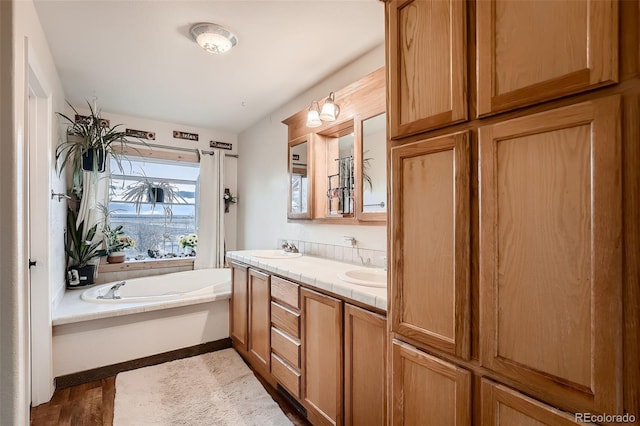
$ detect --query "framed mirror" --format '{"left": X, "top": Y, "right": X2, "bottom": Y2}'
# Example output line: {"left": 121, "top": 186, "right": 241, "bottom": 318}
{"left": 355, "top": 112, "right": 387, "bottom": 221}
{"left": 288, "top": 134, "right": 313, "bottom": 219}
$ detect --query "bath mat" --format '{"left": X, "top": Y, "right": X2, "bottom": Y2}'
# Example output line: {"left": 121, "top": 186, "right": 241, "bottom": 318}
{"left": 114, "top": 348, "right": 292, "bottom": 426}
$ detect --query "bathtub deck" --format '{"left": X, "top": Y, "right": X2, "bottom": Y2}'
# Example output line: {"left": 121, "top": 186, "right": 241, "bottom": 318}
{"left": 53, "top": 282, "right": 230, "bottom": 326}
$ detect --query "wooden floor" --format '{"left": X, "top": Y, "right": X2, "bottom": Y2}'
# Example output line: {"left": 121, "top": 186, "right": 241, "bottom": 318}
{"left": 30, "top": 364, "right": 310, "bottom": 426}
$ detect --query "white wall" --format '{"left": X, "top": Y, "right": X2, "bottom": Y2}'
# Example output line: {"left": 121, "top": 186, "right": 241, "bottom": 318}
{"left": 1, "top": 0, "right": 67, "bottom": 421}
{"left": 237, "top": 44, "right": 387, "bottom": 252}
{"left": 86, "top": 110, "right": 240, "bottom": 252}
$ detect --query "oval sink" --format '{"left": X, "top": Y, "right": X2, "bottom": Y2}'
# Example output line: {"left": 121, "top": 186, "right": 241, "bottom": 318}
{"left": 250, "top": 250, "right": 302, "bottom": 259}
{"left": 337, "top": 268, "right": 387, "bottom": 288}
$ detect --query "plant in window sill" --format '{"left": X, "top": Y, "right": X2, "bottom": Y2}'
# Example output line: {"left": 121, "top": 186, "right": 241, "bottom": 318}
{"left": 223, "top": 189, "right": 237, "bottom": 213}
{"left": 178, "top": 233, "right": 198, "bottom": 256}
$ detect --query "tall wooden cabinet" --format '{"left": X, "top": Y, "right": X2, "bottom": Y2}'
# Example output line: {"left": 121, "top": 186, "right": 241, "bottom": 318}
{"left": 476, "top": 0, "right": 618, "bottom": 116}
{"left": 387, "top": 0, "right": 467, "bottom": 139}
{"left": 385, "top": 0, "right": 636, "bottom": 422}
{"left": 390, "top": 131, "right": 470, "bottom": 358}
{"left": 479, "top": 96, "right": 623, "bottom": 413}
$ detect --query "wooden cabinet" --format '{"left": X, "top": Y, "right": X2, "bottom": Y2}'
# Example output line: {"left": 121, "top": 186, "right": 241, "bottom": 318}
{"left": 481, "top": 380, "right": 590, "bottom": 425}
{"left": 301, "top": 288, "right": 343, "bottom": 426}
{"left": 230, "top": 262, "right": 248, "bottom": 351}
{"left": 270, "top": 276, "right": 302, "bottom": 398}
{"left": 387, "top": 0, "right": 467, "bottom": 139}
{"left": 344, "top": 304, "right": 386, "bottom": 426}
{"left": 476, "top": 0, "right": 618, "bottom": 116}
{"left": 479, "top": 96, "right": 623, "bottom": 413}
{"left": 391, "top": 340, "right": 471, "bottom": 425}
{"left": 248, "top": 268, "right": 271, "bottom": 372}
{"left": 390, "top": 131, "right": 471, "bottom": 358}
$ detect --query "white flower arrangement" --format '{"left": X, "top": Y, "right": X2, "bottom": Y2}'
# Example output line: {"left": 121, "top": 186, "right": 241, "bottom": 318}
{"left": 178, "top": 233, "right": 198, "bottom": 249}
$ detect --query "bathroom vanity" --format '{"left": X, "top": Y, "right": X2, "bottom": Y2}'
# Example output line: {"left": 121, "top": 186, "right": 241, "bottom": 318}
{"left": 226, "top": 250, "right": 387, "bottom": 426}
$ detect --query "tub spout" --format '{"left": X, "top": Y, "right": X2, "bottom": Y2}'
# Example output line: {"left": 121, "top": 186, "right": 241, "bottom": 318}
{"left": 98, "top": 281, "right": 126, "bottom": 300}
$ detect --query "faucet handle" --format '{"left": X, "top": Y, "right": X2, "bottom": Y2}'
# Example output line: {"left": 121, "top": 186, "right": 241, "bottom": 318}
{"left": 343, "top": 236, "right": 356, "bottom": 247}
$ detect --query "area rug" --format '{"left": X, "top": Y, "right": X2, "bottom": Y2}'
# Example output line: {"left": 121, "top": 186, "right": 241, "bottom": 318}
{"left": 113, "top": 348, "right": 292, "bottom": 425}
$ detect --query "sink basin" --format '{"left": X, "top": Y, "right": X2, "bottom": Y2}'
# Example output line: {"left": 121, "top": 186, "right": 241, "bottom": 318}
{"left": 337, "top": 268, "right": 387, "bottom": 287}
{"left": 250, "top": 250, "right": 302, "bottom": 259}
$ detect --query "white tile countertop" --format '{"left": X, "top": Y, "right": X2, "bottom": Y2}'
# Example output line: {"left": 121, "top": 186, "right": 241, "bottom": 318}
{"left": 226, "top": 250, "right": 388, "bottom": 312}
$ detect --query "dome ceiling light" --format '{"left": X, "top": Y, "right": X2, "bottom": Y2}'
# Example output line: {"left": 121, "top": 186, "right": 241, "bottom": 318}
{"left": 190, "top": 22, "right": 238, "bottom": 54}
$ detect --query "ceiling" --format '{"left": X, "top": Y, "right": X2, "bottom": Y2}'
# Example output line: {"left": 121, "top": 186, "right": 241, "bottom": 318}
{"left": 33, "top": 1, "right": 385, "bottom": 134}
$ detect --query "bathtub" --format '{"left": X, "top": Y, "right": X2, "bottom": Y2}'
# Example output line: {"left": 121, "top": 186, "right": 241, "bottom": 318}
{"left": 52, "top": 268, "right": 231, "bottom": 377}
{"left": 81, "top": 268, "right": 231, "bottom": 303}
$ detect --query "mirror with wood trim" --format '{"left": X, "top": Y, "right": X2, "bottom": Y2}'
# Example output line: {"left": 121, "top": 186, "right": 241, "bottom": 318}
{"left": 288, "top": 134, "right": 312, "bottom": 219}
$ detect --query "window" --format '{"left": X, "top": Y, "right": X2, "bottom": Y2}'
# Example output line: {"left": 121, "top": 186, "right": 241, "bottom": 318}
{"left": 108, "top": 157, "right": 199, "bottom": 259}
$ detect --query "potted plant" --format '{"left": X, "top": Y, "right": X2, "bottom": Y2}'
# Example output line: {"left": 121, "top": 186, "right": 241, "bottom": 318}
{"left": 223, "top": 188, "right": 237, "bottom": 213}
{"left": 55, "top": 100, "right": 134, "bottom": 174}
{"left": 65, "top": 208, "right": 108, "bottom": 287}
{"left": 102, "top": 224, "right": 136, "bottom": 263}
{"left": 121, "top": 175, "right": 187, "bottom": 221}
{"left": 178, "top": 233, "right": 198, "bottom": 256}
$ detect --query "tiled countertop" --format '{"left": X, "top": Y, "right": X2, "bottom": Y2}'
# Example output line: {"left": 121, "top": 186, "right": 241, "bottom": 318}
{"left": 226, "top": 250, "right": 388, "bottom": 312}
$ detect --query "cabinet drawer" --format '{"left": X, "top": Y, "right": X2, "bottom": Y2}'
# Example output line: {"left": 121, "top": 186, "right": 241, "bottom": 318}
{"left": 271, "top": 327, "right": 301, "bottom": 369}
{"left": 271, "top": 276, "right": 299, "bottom": 309}
{"left": 271, "top": 353, "right": 301, "bottom": 398}
{"left": 271, "top": 301, "right": 300, "bottom": 338}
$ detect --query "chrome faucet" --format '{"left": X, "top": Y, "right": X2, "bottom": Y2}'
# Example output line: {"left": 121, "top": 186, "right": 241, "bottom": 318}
{"left": 98, "top": 281, "right": 126, "bottom": 300}
{"left": 281, "top": 241, "right": 299, "bottom": 253}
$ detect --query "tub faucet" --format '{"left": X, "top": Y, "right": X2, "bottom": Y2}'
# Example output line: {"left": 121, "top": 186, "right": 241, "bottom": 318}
{"left": 98, "top": 281, "right": 126, "bottom": 300}
{"left": 281, "top": 242, "right": 298, "bottom": 253}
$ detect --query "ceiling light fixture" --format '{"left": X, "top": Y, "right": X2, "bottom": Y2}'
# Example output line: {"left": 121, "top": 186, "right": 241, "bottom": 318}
{"left": 306, "top": 92, "right": 340, "bottom": 128}
{"left": 190, "top": 22, "right": 238, "bottom": 54}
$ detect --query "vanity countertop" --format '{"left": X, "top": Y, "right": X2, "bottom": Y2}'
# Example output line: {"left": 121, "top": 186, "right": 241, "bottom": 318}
{"left": 226, "top": 250, "right": 388, "bottom": 312}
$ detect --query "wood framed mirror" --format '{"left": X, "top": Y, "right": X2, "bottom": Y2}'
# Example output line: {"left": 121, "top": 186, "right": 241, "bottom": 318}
{"left": 355, "top": 112, "right": 387, "bottom": 222}
{"left": 288, "top": 134, "right": 313, "bottom": 219}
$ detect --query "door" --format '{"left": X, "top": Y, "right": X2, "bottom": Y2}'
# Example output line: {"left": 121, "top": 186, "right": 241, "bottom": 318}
{"left": 301, "top": 288, "right": 343, "bottom": 426}
{"left": 248, "top": 268, "right": 270, "bottom": 371}
{"left": 476, "top": 0, "right": 618, "bottom": 116}
{"left": 344, "top": 304, "right": 386, "bottom": 426}
{"left": 390, "top": 131, "right": 471, "bottom": 358}
{"left": 387, "top": 0, "right": 467, "bottom": 138}
{"left": 230, "top": 262, "right": 248, "bottom": 351}
{"left": 391, "top": 340, "right": 471, "bottom": 425}
{"left": 27, "top": 71, "right": 54, "bottom": 406}
{"left": 479, "top": 95, "right": 623, "bottom": 413}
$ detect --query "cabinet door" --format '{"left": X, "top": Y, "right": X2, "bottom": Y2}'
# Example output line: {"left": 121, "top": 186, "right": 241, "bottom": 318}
{"left": 301, "top": 288, "right": 343, "bottom": 426}
{"left": 391, "top": 340, "right": 471, "bottom": 425}
{"left": 481, "top": 379, "right": 592, "bottom": 426}
{"left": 230, "top": 262, "right": 248, "bottom": 351}
{"left": 387, "top": 0, "right": 467, "bottom": 139}
{"left": 390, "top": 131, "right": 471, "bottom": 358}
{"left": 248, "top": 269, "right": 270, "bottom": 371}
{"left": 344, "top": 304, "right": 386, "bottom": 426}
{"left": 477, "top": 0, "right": 618, "bottom": 116}
{"left": 479, "top": 96, "right": 623, "bottom": 413}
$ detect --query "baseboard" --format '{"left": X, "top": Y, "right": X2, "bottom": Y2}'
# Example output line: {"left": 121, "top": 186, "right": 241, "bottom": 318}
{"left": 55, "top": 337, "right": 232, "bottom": 389}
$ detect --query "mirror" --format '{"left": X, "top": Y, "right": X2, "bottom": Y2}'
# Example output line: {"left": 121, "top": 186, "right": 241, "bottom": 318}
{"left": 288, "top": 135, "right": 312, "bottom": 219}
{"left": 327, "top": 130, "right": 355, "bottom": 216}
{"left": 358, "top": 112, "right": 387, "bottom": 218}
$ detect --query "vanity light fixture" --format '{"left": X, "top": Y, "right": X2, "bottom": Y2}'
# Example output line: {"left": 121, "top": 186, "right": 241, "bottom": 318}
{"left": 306, "top": 92, "right": 341, "bottom": 128}
{"left": 306, "top": 101, "right": 322, "bottom": 128}
{"left": 190, "top": 22, "right": 238, "bottom": 54}
{"left": 319, "top": 92, "right": 340, "bottom": 122}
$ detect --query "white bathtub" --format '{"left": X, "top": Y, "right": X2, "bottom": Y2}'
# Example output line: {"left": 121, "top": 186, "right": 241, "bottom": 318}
{"left": 81, "top": 268, "right": 231, "bottom": 303}
{"left": 53, "top": 268, "right": 231, "bottom": 377}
